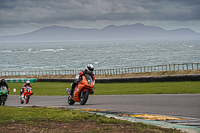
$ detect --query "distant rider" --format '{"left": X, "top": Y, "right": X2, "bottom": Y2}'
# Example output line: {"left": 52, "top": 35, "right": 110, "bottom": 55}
{"left": 0, "top": 79, "right": 10, "bottom": 94}
{"left": 20, "top": 80, "right": 33, "bottom": 96}
{"left": 70, "top": 64, "right": 95, "bottom": 96}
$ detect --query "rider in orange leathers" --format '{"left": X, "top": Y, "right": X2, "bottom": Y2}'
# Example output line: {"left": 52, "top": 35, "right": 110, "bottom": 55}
{"left": 20, "top": 80, "right": 33, "bottom": 96}
{"left": 70, "top": 64, "right": 95, "bottom": 96}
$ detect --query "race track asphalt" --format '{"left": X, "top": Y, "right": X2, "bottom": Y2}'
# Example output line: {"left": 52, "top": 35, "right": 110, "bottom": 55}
{"left": 5, "top": 94, "right": 200, "bottom": 119}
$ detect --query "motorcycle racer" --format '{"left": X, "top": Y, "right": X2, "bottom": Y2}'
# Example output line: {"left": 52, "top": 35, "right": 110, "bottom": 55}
{"left": 20, "top": 81, "right": 33, "bottom": 96}
{"left": 0, "top": 79, "right": 10, "bottom": 94}
{"left": 70, "top": 64, "right": 95, "bottom": 96}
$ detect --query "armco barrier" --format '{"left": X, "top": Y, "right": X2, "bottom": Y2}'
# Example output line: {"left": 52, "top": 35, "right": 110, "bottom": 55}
{"left": 37, "top": 74, "right": 200, "bottom": 83}
{"left": 4, "top": 79, "right": 37, "bottom": 83}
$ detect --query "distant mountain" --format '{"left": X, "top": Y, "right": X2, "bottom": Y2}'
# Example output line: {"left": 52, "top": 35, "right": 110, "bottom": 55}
{"left": 0, "top": 23, "right": 199, "bottom": 42}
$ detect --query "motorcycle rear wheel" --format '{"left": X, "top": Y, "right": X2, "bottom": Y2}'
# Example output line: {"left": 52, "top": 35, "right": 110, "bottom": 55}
{"left": 80, "top": 90, "right": 89, "bottom": 105}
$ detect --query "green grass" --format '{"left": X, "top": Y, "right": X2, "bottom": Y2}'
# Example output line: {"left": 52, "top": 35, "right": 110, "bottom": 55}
{"left": 0, "top": 106, "right": 182, "bottom": 133}
{"left": 94, "top": 81, "right": 200, "bottom": 95}
{"left": 0, "top": 106, "right": 72, "bottom": 123}
{"left": 8, "top": 82, "right": 70, "bottom": 95}
{"left": 0, "top": 106, "right": 127, "bottom": 124}
{"left": 8, "top": 81, "right": 200, "bottom": 95}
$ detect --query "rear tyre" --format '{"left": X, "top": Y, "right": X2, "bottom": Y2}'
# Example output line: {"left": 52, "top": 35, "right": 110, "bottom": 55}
{"left": 68, "top": 96, "right": 75, "bottom": 105}
{"left": 80, "top": 90, "right": 89, "bottom": 105}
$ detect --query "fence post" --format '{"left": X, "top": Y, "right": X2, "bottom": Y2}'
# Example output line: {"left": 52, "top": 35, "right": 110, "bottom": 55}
{"left": 192, "top": 63, "right": 194, "bottom": 70}
{"left": 173, "top": 64, "right": 175, "bottom": 71}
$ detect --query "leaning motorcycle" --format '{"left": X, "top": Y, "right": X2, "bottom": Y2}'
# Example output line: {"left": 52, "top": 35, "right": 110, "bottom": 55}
{"left": 66, "top": 74, "right": 94, "bottom": 105}
{"left": 0, "top": 86, "right": 9, "bottom": 106}
{"left": 20, "top": 86, "right": 32, "bottom": 104}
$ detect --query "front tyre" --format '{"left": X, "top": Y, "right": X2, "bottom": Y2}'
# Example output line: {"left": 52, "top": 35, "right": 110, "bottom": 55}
{"left": 68, "top": 96, "right": 75, "bottom": 105}
{"left": 2, "top": 95, "right": 7, "bottom": 105}
{"left": 20, "top": 95, "right": 24, "bottom": 104}
{"left": 26, "top": 95, "right": 30, "bottom": 104}
{"left": 80, "top": 90, "right": 89, "bottom": 105}
{"left": 20, "top": 100, "right": 24, "bottom": 104}
{"left": 0, "top": 96, "right": 2, "bottom": 106}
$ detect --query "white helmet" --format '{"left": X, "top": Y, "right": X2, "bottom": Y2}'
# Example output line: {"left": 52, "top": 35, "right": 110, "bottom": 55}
{"left": 26, "top": 81, "right": 30, "bottom": 86}
{"left": 86, "top": 64, "right": 94, "bottom": 73}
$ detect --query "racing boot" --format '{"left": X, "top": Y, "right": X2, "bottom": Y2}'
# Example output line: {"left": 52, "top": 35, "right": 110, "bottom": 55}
{"left": 66, "top": 88, "right": 72, "bottom": 98}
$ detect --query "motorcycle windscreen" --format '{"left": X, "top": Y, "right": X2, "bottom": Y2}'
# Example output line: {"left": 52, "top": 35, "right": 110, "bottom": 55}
{"left": 84, "top": 74, "right": 94, "bottom": 89}
{"left": 25, "top": 87, "right": 31, "bottom": 92}
{"left": 84, "top": 74, "right": 93, "bottom": 82}
{"left": 1, "top": 87, "right": 7, "bottom": 91}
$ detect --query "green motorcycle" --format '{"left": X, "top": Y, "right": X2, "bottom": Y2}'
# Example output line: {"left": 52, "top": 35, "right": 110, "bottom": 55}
{"left": 0, "top": 86, "right": 9, "bottom": 106}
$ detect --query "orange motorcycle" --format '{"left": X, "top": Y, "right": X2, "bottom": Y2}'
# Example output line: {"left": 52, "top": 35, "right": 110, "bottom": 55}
{"left": 20, "top": 86, "right": 33, "bottom": 104}
{"left": 66, "top": 74, "right": 94, "bottom": 105}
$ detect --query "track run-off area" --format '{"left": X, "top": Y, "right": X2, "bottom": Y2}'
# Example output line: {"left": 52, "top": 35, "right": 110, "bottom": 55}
{"left": 5, "top": 94, "right": 200, "bottom": 133}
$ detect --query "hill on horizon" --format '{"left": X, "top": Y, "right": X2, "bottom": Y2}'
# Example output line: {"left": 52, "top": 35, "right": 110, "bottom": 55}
{"left": 0, "top": 23, "right": 199, "bottom": 42}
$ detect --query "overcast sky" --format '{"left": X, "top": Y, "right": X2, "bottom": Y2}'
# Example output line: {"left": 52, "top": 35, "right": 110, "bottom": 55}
{"left": 0, "top": 0, "right": 200, "bottom": 36}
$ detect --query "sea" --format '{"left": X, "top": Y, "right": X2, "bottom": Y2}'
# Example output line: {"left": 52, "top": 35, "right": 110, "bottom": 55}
{"left": 0, "top": 39, "right": 200, "bottom": 72}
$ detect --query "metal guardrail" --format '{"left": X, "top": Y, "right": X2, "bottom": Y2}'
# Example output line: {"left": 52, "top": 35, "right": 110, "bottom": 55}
{"left": 0, "top": 63, "right": 199, "bottom": 76}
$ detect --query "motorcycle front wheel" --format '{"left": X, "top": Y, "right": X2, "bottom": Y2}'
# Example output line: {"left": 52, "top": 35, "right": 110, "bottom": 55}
{"left": 68, "top": 96, "right": 75, "bottom": 105}
{"left": 80, "top": 90, "right": 89, "bottom": 105}
{"left": 20, "top": 100, "right": 24, "bottom": 104}
{"left": 2, "top": 95, "right": 6, "bottom": 105}
{"left": 20, "top": 96, "right": 24, "bottom": 104}
{"left": 0, "top": 96, "right": 2, "bottom": 106}
{"left": 26, "top": 95, "right": 30, "bottom": 104}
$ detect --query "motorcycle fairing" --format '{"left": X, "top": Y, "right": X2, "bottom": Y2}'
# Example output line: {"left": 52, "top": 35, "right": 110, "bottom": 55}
{"left": 72, "top": 75, "right": 94, "bottom": 102}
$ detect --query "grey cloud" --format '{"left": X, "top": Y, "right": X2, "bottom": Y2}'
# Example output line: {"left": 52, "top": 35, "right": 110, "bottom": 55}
{"left": 0, "top": 0, "right": 199, "bottom": 30}
{"left": 1, "top": 0, "right": 200, "bottom": 22}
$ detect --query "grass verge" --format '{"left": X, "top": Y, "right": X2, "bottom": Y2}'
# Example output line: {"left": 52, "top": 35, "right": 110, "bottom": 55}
{"left": 8, "top": 81, "right": 200, "bottom": 95}
{"left": 0, "top": 106, "right": 183, "bottom": 133}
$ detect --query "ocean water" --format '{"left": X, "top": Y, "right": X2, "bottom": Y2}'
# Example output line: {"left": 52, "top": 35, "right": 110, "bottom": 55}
{"left": 0, "top": 39, "right": 200, "bottom": 72}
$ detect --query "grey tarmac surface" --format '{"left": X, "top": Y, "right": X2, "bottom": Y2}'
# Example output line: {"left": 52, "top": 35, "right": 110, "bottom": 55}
{"left": 5, "top": 94, "right": 200, "bottom": 119}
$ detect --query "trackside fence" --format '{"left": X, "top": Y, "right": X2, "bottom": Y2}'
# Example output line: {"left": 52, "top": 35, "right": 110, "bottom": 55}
{"left": 0, "top": 63, "right": 199, "bottom": 77}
